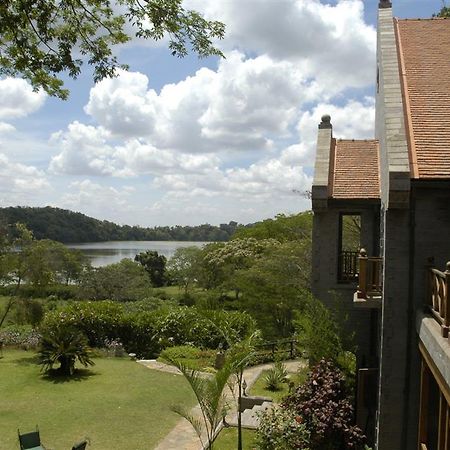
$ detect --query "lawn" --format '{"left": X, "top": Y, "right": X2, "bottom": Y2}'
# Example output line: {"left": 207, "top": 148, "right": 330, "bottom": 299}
{"left": 249, "top": 370, "right": 290, "bottom": 403}
{"left": 249, "top": 363, "right": 309, "bottom": 404}
{"left": 0, "top": 349, "right": 196, "bottom": 450}
{"left": 213, "top": 428, "right": 257, "bottom": 450}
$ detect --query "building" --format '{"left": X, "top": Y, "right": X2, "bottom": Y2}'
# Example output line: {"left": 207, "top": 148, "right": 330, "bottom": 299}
{"left": 311, "top": 2, "right": 450, "bottom": 449}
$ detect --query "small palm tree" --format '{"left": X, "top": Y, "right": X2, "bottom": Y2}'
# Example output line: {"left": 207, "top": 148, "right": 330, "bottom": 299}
{"left": 39, "top": 325, "right": 94, "bottom": 376}
{"left": 162, "top": 354, "right": 233, "bottom": 450}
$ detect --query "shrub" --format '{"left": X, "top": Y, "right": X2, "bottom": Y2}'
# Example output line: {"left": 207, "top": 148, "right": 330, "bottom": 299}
{"left": 264, "top": 361, "right": 289, "bottom": 391}
{"left": 39, "top": 302, "right": 256, "bottom": 359}
{"left": 12, "top": 298, "right": 44, "bottom": 327}
{"left": 282, "top": 359, "right": 366, "bottom": 450}
{"left": 294, "top": 295, "right": 343, "bottom": 365}
{"left": 39, "top": 325, "right": 94, "bottom": 376}
{"left": 0, "top": 325, "right": 41, "bottom": 349}
{"left": 160, "top": 345, "right": 215, "bottom": 370}
{"left": 256, "top": 406, "right": 311, "bottom": 449}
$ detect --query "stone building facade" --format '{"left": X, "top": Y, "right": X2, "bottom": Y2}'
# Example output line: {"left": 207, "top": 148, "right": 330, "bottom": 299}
{"left": 311, "top": 2, "right": 450, "bottom": 449}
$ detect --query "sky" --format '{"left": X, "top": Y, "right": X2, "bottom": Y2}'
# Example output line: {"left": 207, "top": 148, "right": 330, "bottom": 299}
{"left": 0, "top": 0, "right": 443, "bottom": 227}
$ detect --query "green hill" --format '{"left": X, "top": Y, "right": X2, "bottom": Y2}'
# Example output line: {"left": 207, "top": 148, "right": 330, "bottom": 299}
{"left": 0, "top": 206, "right": 239, "bottom": 243}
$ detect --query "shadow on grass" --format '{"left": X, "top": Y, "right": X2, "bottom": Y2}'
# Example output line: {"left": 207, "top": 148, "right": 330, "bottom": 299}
{"left": 13, "top": 354, "right": 41, "bottom": 366}
{"left": 42, "top": 368, "right": 98, "bottom": 384}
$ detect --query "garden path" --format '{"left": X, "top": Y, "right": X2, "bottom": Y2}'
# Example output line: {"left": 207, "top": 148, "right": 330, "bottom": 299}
{"left": 139, "top": 359, "right": 304, "bottom": 450}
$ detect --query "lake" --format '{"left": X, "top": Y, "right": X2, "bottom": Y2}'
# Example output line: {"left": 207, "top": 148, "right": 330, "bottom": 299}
{"left": 66, "top": 241, "right": 208, "bottom": 267}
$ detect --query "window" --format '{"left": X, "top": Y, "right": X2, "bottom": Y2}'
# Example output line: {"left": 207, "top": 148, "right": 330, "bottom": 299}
{"left": 338, "top": 214, "right": 361, "bottom": 282}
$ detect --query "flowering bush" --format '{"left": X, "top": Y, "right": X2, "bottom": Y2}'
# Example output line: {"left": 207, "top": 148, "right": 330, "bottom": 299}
{"left": 255, "top": 406, "right": 311, "bottom": 449}
{"left": 103, "top": 338, "right": 126, "bottom": 357}
{"left": 283, "top": 359, "right": 366, "bottom": 450}
{"left": 0, "top": 325, "right": 41, "bottom": 349}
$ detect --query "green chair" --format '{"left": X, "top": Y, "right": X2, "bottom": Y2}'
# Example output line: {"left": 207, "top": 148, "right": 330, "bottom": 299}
{"left": 18, "top": 426, "right": 45, "bottom": 450}
{"left": 71, "top": 440, "right": 88, "bottom": 450}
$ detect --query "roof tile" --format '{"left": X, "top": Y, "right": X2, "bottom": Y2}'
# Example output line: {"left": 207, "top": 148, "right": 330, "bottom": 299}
{"left": 396, "top": 19, "right": 450, "bottom": 179}
{"left": 330, "top": 139, "right": 380, "bottom": 199}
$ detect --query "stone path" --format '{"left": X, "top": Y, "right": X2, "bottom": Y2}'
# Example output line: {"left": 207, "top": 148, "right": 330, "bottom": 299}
{"left": 139, "top": 359, "right": 304, "bottom": 450}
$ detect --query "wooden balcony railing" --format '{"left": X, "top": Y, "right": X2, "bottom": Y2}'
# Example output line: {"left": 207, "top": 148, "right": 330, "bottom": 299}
{"left": 426, "top": 260, "right": 450, "bottom": 338}
{"left": 338, "top": 250, "right": 359, "bottom": 283}
{"left": 357, "top": 249, "right": 383, "bottom": 299}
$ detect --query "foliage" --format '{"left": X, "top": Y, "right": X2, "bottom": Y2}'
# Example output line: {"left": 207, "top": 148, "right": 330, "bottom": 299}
{"left": 294, "top": 293, "right": 343, "bottom": 365}
{"left": 160, "top": 345, "right": 215, "bottom": 371}
{"left": 255, "top": 406, "right": 311, "bottom": 450}
{"left": 39, "top": 325, "right": 94, "bottom": 376}
{"left": 232, "top": 212, "right": 313, "bottom": 243}
{"left": 264, "top": 361, "right": 289, "bottom": 391}
{"left": 0, "top": 324, "right": 41, "bottom": 348}
{"left": 201, "top": 238, "right": 280, "bottom": 297}
{"left": 235, "top": 242, "right": 311, "bottom": 338}
{"left": 434, "top": 4, "right": 450, "bottom": 17}
{"left": 282, "top": 360, "right": 366, "bottom": 450}
{"left": 0, "top": 0, "right": 225, "bottom": 98}
{"left": 163, "top": 354, "right": 234, "bottom": 450}
{"left": 40, "top": 301, "right": 256, "bottom": 357}
{"left": 166, "top": 246, "right": 203, "bottom": 293}
{"left": 135, "top": 250, "right": 167, "bottom": 287}
{"left": 12, "top": 298, "right": 44, "bottom": 327}
{"left": 0, "top": 206, "right": 237, "bottom": 242}
{"left": 79, "top": 259, "right": 152, "bottom": 301}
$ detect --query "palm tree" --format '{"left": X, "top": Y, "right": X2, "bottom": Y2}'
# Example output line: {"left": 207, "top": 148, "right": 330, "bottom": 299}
{"left": 162, "top": 355, "right": 233, "bottom": 450}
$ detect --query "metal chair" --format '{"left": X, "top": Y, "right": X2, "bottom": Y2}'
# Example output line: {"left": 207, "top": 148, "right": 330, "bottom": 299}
{"left": 71, "top": 440, "right": 88, "bottom": 450}
{"left": 18, "top": 426, "right": 45, "bottom": 450}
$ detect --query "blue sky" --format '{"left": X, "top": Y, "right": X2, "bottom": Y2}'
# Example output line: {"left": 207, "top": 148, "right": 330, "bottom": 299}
{"left": 0, "top": 0, "right": 443, "bottom": 226}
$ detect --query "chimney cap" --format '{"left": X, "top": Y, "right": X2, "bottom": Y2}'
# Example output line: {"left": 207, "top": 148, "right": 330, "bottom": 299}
{"left": 379, "top": 0, "right": 392, "bottom": 8}
{"left": 318, "top": 114, "right": 332, "bottom": 129}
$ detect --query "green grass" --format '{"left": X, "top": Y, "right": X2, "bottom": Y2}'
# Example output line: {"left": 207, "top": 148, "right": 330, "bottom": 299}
{"left": 0, "top": 349, "right": 196, "bottom": 450}
{"left": 213, "top": 428, "right": 257, "bottom": 450}
{"left": 249, "top": 370, "right": 290, "bottom": 403}
{"left": 249, "top": 363, "right": 310, "bottom": 404}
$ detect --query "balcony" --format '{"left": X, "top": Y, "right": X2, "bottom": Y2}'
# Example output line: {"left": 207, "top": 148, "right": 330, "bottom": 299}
{"left": 426, "top": 260, "right": 450, "bottom": 338}
{"left": 338, "top": 250, "right": 359, "bottom": 283}
{"left": 354, "top": 249, "right": 383, "bottom": 308}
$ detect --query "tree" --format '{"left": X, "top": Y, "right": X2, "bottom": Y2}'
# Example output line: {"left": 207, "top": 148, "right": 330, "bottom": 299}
{"left": 135, "top": 250, "right": 167, "bottom": 287}
{"left": 79, "top": 258, "right": 152, "bottom": 300}
{"left": 166, "top": 246, "right": 202, "bottom": 294}
{"left": 434, "top": 2, "right": 450, "bottom": 17}
{"left": 162, "top": 353, "right": 233, "bottom": 450}
{"left": 0, "top": 0, "right": 225, "bottom": 99}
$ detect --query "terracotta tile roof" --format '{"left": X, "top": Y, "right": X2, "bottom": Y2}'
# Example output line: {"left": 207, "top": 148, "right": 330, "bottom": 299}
{"left": 396, "top": 18, "right": 450, "bottom": 179}
{"left": 329, "top": 139, "right": 380, "bottom": 199}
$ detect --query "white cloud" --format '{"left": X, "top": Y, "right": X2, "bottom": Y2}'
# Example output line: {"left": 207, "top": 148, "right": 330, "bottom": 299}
{"left": 0, "top": 78, "right": 46, "bottom": 120}
{"left": 49, "top": 122, "right": 116, "bottom": 176}
{"left": 58, "top": 179, "right": 136, "bottom": 222}
{"left": 0, "top": 153, "right": 49, "bottom": 206}
{"left": 188, "top": 0, "right": 376, "bottom": 89}
{"left": 280, "top": 97, "right": 376, "bottom": 167}
{"left": 81, "top": 54, "right": 326, "bottom": 154}
{"left": 84, "top": 71, "right": 159, "bottom": 137}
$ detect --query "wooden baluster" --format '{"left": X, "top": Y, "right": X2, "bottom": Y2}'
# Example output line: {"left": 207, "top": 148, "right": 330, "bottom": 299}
{"left": 426, "top": 257, "right": 434, "bottom": 314}
{"left": 445, "top": 262, "right": 450, "bottom": 340}
{"left": 357, "top": 248, "right": 368, "bottom": 299}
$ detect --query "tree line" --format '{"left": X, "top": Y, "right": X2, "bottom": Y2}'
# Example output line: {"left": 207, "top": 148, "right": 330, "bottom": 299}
{"left": 0, "top": 206, "right": 239, "bottom": 243}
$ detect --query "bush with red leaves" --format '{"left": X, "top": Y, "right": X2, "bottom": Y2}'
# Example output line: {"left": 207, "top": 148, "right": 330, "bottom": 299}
{"left": 282, "top": 359, "right": 366, "bottom": 450}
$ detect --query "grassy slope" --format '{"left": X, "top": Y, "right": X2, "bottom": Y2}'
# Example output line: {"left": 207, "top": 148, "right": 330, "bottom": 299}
{"left": 214, "top": 428, "right": 257, "bottom": 450}
{"left": 1, "top": 349, "right": 195, "bottom": 450}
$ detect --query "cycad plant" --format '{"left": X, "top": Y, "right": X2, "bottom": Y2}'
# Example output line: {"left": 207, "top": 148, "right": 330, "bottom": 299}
{"left": 39, "top": 325, "right": 94, "bottom": 376}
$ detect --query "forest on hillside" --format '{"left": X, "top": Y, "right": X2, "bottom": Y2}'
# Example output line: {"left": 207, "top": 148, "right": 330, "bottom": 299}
{"left": 0, "top": 206, "right": 239, "bottom": 243}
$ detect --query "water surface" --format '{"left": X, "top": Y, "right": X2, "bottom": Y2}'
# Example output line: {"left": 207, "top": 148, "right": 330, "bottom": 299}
{"left": 67, "top": 241, "right": 208, "bottom": 267}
